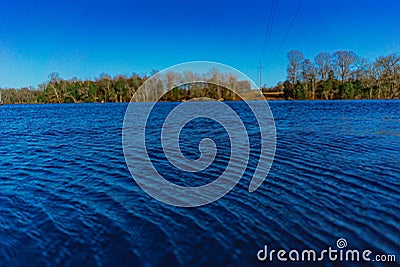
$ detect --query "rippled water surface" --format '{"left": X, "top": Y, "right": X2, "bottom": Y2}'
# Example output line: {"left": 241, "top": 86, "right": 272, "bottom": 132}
{"left": 0, "top": 101, "right": 399, "bottom": 266}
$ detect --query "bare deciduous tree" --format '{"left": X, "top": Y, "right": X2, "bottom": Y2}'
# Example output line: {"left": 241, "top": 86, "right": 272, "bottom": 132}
{"left": 374, "top": 53, "right": 400, "bottom": 98}
{"left": 332, "top": 50, "right": 358, "bottom": 84}
{"left": 314, "top": 52, "right": 330, "bottom": 81}
{"left": 301, "top": 59, "right": 317, "bottom": 99}
{"left": 287, "top": 50, "right": 304, "bottom": 84}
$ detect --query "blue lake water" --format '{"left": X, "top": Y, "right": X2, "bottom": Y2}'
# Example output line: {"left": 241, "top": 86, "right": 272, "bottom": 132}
{"left": 0, "top": 100, "right": 399, "bottom": 266}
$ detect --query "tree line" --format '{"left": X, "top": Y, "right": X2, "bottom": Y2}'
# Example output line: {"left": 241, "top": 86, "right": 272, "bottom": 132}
{"left": 0, "top": 70, "right": 252, "bottom": 104}
{"left": 272, "top": 50, "right": 400, "bottom": 100}
{"left": 1, "top": 50, "right": 399, "bottom": 103}
{"left": 0, "top": 72, "right": 147, "bottom": 104}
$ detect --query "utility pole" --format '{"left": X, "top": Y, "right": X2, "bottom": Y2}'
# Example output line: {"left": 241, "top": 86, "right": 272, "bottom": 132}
{"left": 259, "top": 61, "right": 262, "bottom": 89}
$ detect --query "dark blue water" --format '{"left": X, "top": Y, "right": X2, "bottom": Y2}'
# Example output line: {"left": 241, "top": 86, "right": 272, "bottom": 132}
{"left": 0, "top": 101, "right": 399, "bottom": 266}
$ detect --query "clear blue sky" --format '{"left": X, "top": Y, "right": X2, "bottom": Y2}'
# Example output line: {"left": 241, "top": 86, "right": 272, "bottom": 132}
{"left": 0, "top": 0, "right": 399, "bottom": 88}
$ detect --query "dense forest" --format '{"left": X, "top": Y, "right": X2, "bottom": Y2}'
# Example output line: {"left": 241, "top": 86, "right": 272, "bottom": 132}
{"left": 1, "top": 72, "right": 148, "bottom": 104}
{"left": 0, "top": 70, "right": 252, "bottom": 104}
{"left": 1, "top": 50, "right": 399, "bottom": 103}
{"left": 266, "top": 50, "right": 400, "bottom": 100}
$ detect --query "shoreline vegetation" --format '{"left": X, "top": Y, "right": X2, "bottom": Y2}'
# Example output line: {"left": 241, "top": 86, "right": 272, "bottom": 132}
{"left": 0, "top": 50, "right": 399, "bottom": 104}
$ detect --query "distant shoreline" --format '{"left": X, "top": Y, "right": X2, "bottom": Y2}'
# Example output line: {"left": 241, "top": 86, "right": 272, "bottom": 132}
{"left": 1, "top": 97, "right": 399, "bottom": 105}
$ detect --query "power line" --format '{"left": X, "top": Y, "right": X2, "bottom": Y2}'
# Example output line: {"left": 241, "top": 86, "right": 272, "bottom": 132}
{"left": 259, "top": 0, "right": 278, "bottom": 62}
{"left": 259, "top": 0, "right": 278, "bottom": 88}
{"left": 274, "top": 0, "right": 304, "bottom": 59}
{"left": 265, "top": 0, "right": 278, "bottom": 58}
